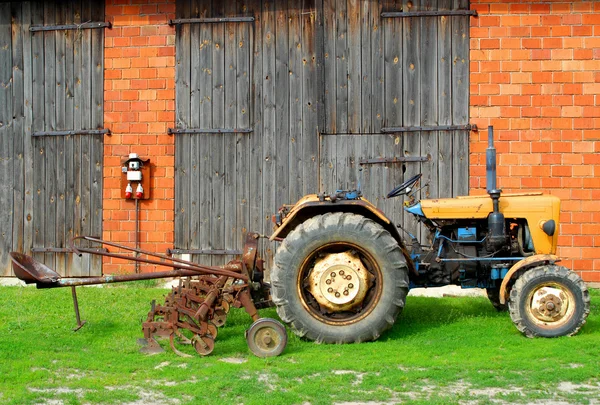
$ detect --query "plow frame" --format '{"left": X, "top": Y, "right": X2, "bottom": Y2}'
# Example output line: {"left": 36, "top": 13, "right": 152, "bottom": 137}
{"left": 10, "top": 232, "right": 287, "bottom": 358}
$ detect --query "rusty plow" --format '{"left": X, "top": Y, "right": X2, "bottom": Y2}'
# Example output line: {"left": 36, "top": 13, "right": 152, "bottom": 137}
{"left": 10, "top": 233, "right": 287, "bottom": 358}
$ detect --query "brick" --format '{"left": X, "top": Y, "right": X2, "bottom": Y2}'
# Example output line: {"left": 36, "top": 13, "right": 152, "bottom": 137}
{"left": 551, "top": 49, "right": 573, "bottom": 60}
{"left": 552, "top": 25, "right": 572, "bottom": 37}
{"left": 522, "top": 38, "right": 541, "bottom": 49}
{"left": 531, "top": 49, "right": 551, "bottom": 60}
{"left": 562, "top": 14, "right": 582, "bottom": 25}
{"left": 573, "top": 26, "right": 593, "bottom": 36}
{"left": 562, "top": 106, "right": 583, "bottom": 118}
{"left": 530, "top": 4, "right": 551, "bottom": 14}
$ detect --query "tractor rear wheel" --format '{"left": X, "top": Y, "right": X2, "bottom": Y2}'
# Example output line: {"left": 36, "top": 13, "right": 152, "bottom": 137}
{"left": 508, "top": 265, "right": 590, "bottom": 337}
{"left": 271, "top": 212, "right": 409, "bottom": 343}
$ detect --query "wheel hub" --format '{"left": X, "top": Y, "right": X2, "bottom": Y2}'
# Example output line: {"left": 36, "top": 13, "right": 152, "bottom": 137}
{"left": 531, "top": 287, "right": 568, "bottom": 322}
{"left": 308, "top": 251, "right": 371, "bottom": 312}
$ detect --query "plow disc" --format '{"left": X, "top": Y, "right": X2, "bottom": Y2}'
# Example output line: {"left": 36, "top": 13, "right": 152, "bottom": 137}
{"left": 10, "top": 233, "right": 287, "bottom": 358}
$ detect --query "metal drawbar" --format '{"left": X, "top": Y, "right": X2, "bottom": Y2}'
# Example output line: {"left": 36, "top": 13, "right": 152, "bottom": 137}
{"left": 32, "top": 129, "right": 111, "bottom": 137}
{"left": 30, "top": 22, "right": 112, "bottom": 32}
{"left": 168, "top": 17, "right": 255, "bottom": 25}
{"left": 381, "top": 10, "right": 478, "bottom": 18}
{"left": 168, "top": 128, "right": 253, "bottom": 135}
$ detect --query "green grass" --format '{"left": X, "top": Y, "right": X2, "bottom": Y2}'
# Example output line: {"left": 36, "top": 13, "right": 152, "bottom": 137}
{"left": 1, "top": 286, "right": 598, "bottom": 405}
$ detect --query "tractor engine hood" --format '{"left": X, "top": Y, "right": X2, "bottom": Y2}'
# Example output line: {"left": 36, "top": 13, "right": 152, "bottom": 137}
{"left": 419, "top": 192, "right": 561, "bottom": 255}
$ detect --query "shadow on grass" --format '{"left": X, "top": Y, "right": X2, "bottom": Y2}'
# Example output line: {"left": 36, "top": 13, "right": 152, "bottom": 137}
{"left": 380, "top": 295, "right": 508, "bottom": 341}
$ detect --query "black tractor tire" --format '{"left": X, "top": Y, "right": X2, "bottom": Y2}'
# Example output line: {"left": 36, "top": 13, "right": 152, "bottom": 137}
{"left": 508, "top": 265, "right": 590, "bottom": 338}
{"left": 486, "top": 288, "right": 508, "bottom": 312}
{"left": 271, "top": 212, "right": 409, "bottom": 343}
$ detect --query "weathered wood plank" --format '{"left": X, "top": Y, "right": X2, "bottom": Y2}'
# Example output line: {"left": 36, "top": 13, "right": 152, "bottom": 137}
{"left": 371, "top": 0, "right": 385, "bottom": 133}
{"left": 358, "top": 1, "right": 373, "bottom": 198}
{"left": 247, "top": 0, "right": 264, "bottom": 265}
{"left": 347, "top": 0, "right": 361, "bottom": 133}
{"left": 302, "top": 7, "right": 318, "bottom": 194}
{"left": 210, "top": 0, "right": 225, "bottom": 266}
{"left": 420, "top": 0, "right": 438, "bottom": 201}
{"left": 418, "top": 0, "right": 439, "bottom": 243}
{"left": 223, "top": 1, "right": 238, "bottom": 262}
{"left": 79, "top": 0, "right": 93, "bottom": 276}
{"left": 188, "top": 0, "right": 201, "bottom": 262}
{"left": 362, "top": 0, "right": 383, "bottom": 202}
{"left": 320, "top": 0, "right": 336, "bottom": 192}
{"left": 323, "top": 0, "right": 336, "bottom": 134}
{"left": 175, "top": 0, "right": 191, "bottom": 253}
{"left": 22, "top": 1, "right": 34, "bottom": 263}
{"left": 70, "top": 0, "right": 84, "bottom": 276}
{"left": 360, "top": 0, "right": 372, "bottom": 134}
{"left": 43, "top": 1, "right": 58, "bottom": 268}
{"left": 0, "top": 2, "right": 13, "bottom": 275}
{"left": 288, "top": 5, "right": 302, "bottom": 201}
{"left": 315, "top": 0, "right": 326, "bottom": 138}
{"left": 402, "top": 0, "right": 421, "bottom": 239}
{"left": 262, "top": 0, "right": 279, "bottom": 267}
{"left": 11, "top": 2, "right": 26, "bottom": 273}
{"left": 31, "top": 1, "right": 45, "bottom": 265}
{"left": 437, "top": 0, "right": 453, "bottom": 198}
{"left": 452, "top": 0, "right": 469, "bottom": 197}
{"left": 271, "top": 0, "right": 285, "bottom": 207}
{"left": 64, "top": 1, "right": 76, "bottom": 275}
{"left": 383, "top": 0, "right": 402, "bottom": 129}
{"left": 89, "top": 0, "right": 104, "bottom": 276}
{"left": 198, "top": 0, "right": 213, "bottom": 266}
{"left": 335, "top": 0, "right": 348, "bottom": 134}
{"left": 55, "top": 2, "right": 67, "bottom": 274}
{"left": 235, "top": 10, "right": 251, "bottom": 251}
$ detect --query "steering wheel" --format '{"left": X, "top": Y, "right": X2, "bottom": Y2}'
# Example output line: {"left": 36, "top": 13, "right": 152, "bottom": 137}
{"left": 386, "top": 173, "right": 423, "bottom": 198}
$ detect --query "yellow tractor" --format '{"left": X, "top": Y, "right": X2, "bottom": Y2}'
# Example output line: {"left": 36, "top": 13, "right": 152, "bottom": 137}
{"left": 268, "top": 126, "right": 590, "bottom": 343}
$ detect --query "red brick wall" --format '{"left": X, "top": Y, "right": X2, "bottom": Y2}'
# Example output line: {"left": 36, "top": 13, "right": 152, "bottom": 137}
{"left": 103, "top": 0, "right": 176, "bottom": 273}
{"left": 470, "top": 1, "right": 600, "bottom": 282}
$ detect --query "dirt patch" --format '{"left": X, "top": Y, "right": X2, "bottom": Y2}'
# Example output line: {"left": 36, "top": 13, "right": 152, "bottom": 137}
{"left": 332, "top": 370, "right": 370, "bottom": 386}
{"left": 121, "top": 389, "right": 181, "bottom": 405}
{"left": 219, "top": 357, "right": 248, "bottom": 364}
{"left": 257, "top": 373, "right": 278, "bottom": 392}
{"left": 558, "top": 381, "right": 600, "bottom": 394}
{"left": 154, "top": 361, "right": 170, "bottom": 370}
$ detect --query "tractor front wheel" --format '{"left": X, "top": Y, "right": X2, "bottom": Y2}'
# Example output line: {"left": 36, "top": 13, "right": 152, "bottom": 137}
{"left": 271, "top": 212, "right": 409, "bottom": 343}
{"left": 508, "top": 265, "right": 590, "bottom": 337}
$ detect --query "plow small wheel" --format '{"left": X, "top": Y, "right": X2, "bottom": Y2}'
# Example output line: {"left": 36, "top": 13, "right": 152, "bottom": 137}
{"left": 246, "top": 318, "right": 287, "bottom": 358}
{"left": 207, "top": 322, "right": 218, "bottom": 338}
{"left": 193, "top": 335, "right": 215, "bottom": 356}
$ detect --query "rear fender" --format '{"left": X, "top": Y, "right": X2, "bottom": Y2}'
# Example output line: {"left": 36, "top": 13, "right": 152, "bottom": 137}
{"left": 270, "top": 197, "right": 417, "bottom": 276}
{"left": 499, "top": 254, "right": 560, "bottom": 305}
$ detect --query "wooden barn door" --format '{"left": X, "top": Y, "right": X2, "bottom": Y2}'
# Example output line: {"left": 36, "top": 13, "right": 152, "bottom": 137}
{"left": 173, "top": 0, "right": 320, "bottom": 268}
{"left": 173, "top": 1, "right": 254, "bottom": 266}
{"left": 0, "top": 1, "right": 106, "bottom": 277}
{"left": 319, "top": 0, "right": 473, "bottom": 240}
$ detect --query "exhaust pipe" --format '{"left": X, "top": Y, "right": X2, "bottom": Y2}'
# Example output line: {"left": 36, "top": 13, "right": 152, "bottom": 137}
{"left": 486, "top": 126, "right": 506, "bottom": 249}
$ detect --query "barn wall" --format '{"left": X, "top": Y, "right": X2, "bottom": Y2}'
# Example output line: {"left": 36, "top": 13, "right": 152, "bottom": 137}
{"left": 469, "top": 1, "right": 600, "bottom": 282}
{"left": 102, "top": 0, "right": 472, "bottom": 273}
{"left": 81, "top": 0, "right": 600, "bottom": 281}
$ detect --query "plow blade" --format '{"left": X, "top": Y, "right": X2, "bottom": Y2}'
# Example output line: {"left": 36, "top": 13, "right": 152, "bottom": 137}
{"left": 10, "top": 252, "right": 61, "bottom": 286}
{"left": 10, "top": 252, "right": 215, "bottom": 289}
